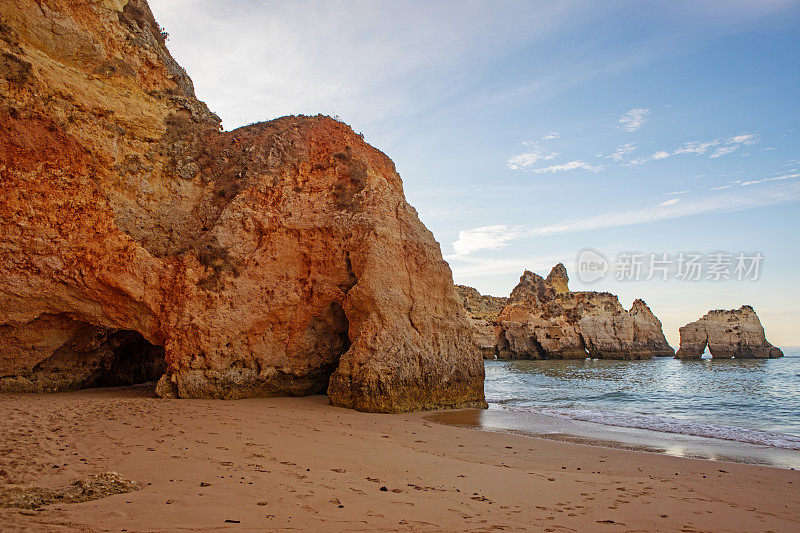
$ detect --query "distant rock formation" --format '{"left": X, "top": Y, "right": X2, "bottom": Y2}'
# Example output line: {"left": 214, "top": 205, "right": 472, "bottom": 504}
{"left": 492, "top": 265, "right": 674, "bottom": 359}
{"left": 676, "top": 306, "right": 783, "bottom": 359}
{"left": 0, "top": 0, "right": 486, "bottom": 412}
{"left": 454, "top": 285, "right": 507, "bottom": 358}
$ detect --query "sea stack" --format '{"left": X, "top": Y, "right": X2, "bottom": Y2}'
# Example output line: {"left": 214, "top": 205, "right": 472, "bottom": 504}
{"left": 0, "top": 0, "right": 485, "bottom": 412}
{"left": 676, "top": 306, "right": 783, "bottom": 359}
{"left": 498, "top": 265, "right": 674, "bottom": 359}
{"left": 459, "top": 264, "right": 674, "bottom": 359}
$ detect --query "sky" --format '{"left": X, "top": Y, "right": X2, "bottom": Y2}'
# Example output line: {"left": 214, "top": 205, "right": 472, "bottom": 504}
{"left": 149, "top": 0, "right": 800, "bottom": 346}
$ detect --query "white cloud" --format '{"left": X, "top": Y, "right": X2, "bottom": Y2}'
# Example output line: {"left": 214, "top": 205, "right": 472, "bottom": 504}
{"left": 709, "top": 134, "right": 757, "bottom": 158}
{"left": 507, "top": 142, "right": 600, "bottom": 173}
{"left": 710, "top": 146, "right": 738, "bottom": 158}
{"left": 659, "top": 198, "right": 680, "bottom": 206}
{"left": 672, "top": 139, "right": 720, "bottom": 155}
{"left": 625, "top": 133, "right": 759, "bottom": 166}
{"left": 542, "top": 131, "right": 560, "bottom": 140}
{"left": 605, "top": 143, "right": 637, "bottom": 161}
{"left": 618, "top": 107, "right": 651, "bottom": 132}
{"left": 506, "top": 149, "right": 559, "bottom": 170}
{"left": 526, "top": 160, "right": 604, "bottom": 174}
{"left": 730, "top": 134, "right": 756, "bottom": 144}
{"left": 451, "top": 225, "right": 524, "bottom": 256}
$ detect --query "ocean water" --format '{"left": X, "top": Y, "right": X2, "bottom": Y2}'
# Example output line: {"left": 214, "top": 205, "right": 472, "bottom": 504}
{"left": 484, "top": 348, "right": 800, "bottom": 451}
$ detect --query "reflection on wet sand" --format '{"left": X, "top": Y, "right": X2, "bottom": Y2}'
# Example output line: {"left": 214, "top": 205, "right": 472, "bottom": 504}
{"left": 426, "top": 408, "right": 800, "bottom": 469}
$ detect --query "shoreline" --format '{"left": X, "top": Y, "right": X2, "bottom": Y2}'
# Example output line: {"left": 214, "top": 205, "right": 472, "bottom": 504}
{"left": 1, "top": 385, "right": 799, "bottom": 531}
{"left": 427, "top": 407, "right": 800, "bottom": 470}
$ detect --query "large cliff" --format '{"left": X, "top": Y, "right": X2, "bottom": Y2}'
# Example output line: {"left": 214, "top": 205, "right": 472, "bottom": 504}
{"left": 675, "top": 306, "right": 783, "bottom": 359}
{"left": 492, "top": 265, "right": 674, "bottom": 359}
{"left": 0, "top": 0, "right": 486, "bottom": 412}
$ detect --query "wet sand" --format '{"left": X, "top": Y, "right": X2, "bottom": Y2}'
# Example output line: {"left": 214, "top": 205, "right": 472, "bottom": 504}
{"left": 1, "top": 385, "right": 799, "bottom": 532}
{"left": 427, "top": 408, "right": 800, "bottom": 470}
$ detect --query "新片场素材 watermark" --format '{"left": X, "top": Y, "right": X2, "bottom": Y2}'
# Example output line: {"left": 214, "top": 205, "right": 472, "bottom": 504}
{"left": 576, "top": 249, "right": 763, "bottom": 283}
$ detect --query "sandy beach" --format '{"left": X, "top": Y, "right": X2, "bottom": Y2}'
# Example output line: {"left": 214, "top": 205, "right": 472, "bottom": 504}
{"left": 1, "top": 385, "right": 798, "bottom": 532}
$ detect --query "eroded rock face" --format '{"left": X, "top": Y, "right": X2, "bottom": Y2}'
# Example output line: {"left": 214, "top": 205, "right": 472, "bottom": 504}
{"left": 0, "top": 314, "right": 165, "bottom": 392}
{"left": 675, "top": 306, "right": 783, "bottom": 359}
{"left": 495, "top": 265, "right": 674, "bottom": 359}
{"left": 0, "top": 0, "right": 485, "bottom": 411}
{"left": 454, "top": 285, "right": 507, "bottom": 359}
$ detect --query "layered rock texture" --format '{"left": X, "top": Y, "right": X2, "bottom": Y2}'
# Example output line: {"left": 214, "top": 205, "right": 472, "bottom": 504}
{"left": 675, "top": 306, "right": 783, "bottom": 359}
{"left": 454, "top": 285, "right": 507, "bottom": 358}
{"left": 492, "top": 265, "right": 674, "bottom": 359}
{"left": 0, "top": 0, "right": 485, "bottom": 411}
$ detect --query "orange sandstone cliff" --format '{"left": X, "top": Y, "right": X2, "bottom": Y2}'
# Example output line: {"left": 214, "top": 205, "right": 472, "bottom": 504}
{"left": 454, "top": 285, "right": 507, "bottom": 358}
{"left": 458, "top": 265, "right": 674, "bottom": 360}
{"left": 0, "top": 0, "right": 486, "bottom": 412}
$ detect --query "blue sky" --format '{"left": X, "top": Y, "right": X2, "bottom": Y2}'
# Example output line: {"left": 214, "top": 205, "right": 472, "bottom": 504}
{"left": 150, "top": 0, "right": 800, "bottom": 345}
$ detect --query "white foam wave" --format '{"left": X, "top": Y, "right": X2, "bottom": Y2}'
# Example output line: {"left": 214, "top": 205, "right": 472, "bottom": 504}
{"left": 501, "top": 405, "right": 800, "bottom": 451}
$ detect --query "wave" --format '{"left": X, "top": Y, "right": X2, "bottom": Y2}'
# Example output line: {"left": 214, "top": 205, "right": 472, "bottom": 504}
{"left": 497, "top": 404, "right": 800, "bottom": 451}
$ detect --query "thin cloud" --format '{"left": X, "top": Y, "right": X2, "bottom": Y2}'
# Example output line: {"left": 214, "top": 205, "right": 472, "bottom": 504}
{"left": 619, "top": 107, "right": 651, "bottom": 131}
{"left": 627, "top": 133, "right": 758, "bottom": 165}
{"left": 524, "top": 160, "right": 603, "bottom": 174}
{"left": 506, "top": 148, "right": 559, "bottom": 170}
{"left": 542, "top": 131, "right": 560, "bottom": 140}
{"left": 672, "top": 139, "right": 720, "bottom": 155}
{"left": 659, "top": 198, "right": 680, "bottom": 206}
{"left": 605, "top": 143, "right": 637, "bottom": 161}
{"left": 520, "top": 183, "right": 798, "bottom": 237}
{"left": 450, "top": 180, "right": 800, "bottom": 256}
{"left": 710, "top": 135, "right": 757, "bottom": 158}
{"left": 740, "top": 172, "right": 800, "bottom": 186}
{"left": 710, "top": 146, "right": 738, "bottom": 158}
{"left": 448, "top": 253, "right": 567, "bottom": 278}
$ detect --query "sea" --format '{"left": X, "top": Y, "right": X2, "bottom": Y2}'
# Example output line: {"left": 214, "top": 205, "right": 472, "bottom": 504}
{"left": 481, "top": 348, "right": 800, "bottom": 466}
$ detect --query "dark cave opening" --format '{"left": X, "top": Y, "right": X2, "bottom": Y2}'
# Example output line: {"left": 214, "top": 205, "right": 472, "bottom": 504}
{"left": 95, "top": 330, "right": 166, "bottom": 387}
{"left": 313, "top": 301, "right": 351, "bottom": 395}
{"left": 0, "top": 315, "right": 167, "bottom": 393}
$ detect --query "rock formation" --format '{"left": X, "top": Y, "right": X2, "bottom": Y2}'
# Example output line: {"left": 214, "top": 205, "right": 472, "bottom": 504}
{"left": 0, "top": 0, "right": 486, "bottom": 412}
{"left": 675, "top": 306, "right": 783, "bottom": 359}
{"left": 454, "top": 285, "right": 507, "bottom": 358}
{"left": 494, "top": 265, "right": 674, "bottom": 359}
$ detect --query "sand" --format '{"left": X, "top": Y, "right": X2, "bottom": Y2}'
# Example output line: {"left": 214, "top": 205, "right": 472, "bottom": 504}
{"left": 1, "top": 385, "right": 798, "bottom": 532}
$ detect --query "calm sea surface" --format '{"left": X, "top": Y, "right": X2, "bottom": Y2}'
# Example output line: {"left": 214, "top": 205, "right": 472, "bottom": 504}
{"left": 484, "top": 348, "right": 800, "bottom": 450}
